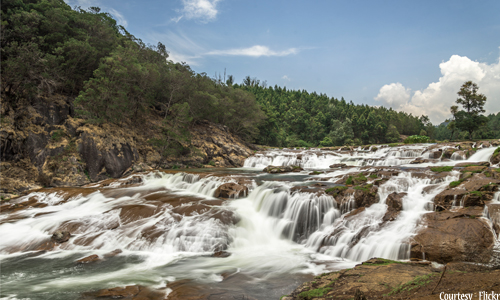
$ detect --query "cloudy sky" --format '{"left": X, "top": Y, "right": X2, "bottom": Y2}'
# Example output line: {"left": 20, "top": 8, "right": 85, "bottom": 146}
{"left": 65, "top": 0, "right": 500, "bottom": 124}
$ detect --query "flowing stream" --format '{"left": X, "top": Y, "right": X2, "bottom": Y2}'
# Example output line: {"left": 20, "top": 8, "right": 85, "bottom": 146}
{"left": 0, "top": 144, "right": 497, "bottom": 299}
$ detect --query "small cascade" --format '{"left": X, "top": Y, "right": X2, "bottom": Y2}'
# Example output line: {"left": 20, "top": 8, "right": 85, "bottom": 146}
{"left": 142, "top": 172, "right": 237, "bottom": 198}
{"left": 249, "top": 183, "right": 341, "bottom": 243}
{"left": 450, "top": 152, "right": 466, "bottom": 160}
{"left": 306, "top": 171, "right": 459, "bottom": 261}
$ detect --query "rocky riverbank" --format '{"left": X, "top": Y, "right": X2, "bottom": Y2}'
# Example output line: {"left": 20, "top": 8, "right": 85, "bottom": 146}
{"left": 0, "top": 94, "right": 255, "bottom": 197}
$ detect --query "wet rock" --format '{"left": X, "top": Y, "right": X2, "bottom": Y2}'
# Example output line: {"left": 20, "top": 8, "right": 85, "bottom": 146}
{"left": 214, "top": 182, "right": 249, "bottom": 199}
{"left": 82, "top": 285, "right": 166, "bottom": 299}
{"left": 410, "top": 157, "right": 433, "bottom": 164}
{"left": 51, "top": 230, "right": 71, "bottom": 243}
{"left": 410, "top": 211, "right": 494, "bottom": 264}
{"left": 490, "top": 148, "right": 500, "bottom": 165}
{"left": 442, "top": 148, "right": 456, "bottom": 159}
{"left": 76, "top": 254, "right": 100, "bottom": 264}
{"left": 103, "top": 249, "right": 123, "bottom": 258}
{"left": 263, "top": 165, "right": 303, "bottom": 173}
{"left": 329, "top": 163, "right": 347, "bottom": 169}
{"left": 431, "top": 150, "right": 443, "bottom": 159}
{"left": 433, "top": 189, "right": 468, "bottom": 210}
{"left": 383, "top": 192, "right": 405, "bottom": 222}
{"left": 212, "top": 250, "right": 231, "bottom": 258}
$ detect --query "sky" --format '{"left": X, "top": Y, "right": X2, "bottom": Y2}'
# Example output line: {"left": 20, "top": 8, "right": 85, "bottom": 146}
{"left": 65, "top": 0, "right": 500, "bottom": 124}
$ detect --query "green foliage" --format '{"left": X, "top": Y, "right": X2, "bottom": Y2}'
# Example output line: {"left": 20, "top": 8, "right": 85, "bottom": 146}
{"left": 451, "top": 81, "right": 488, "bottom": 140}
{"left": 449, "top": 181, "right": 462, "bottom": 188}
{"left": 404, "top": 135, "right": 430, "bottom": 144}
{"left": 235, "top": 85, "right": 428, "bottom": 147}
{"left": 470, "top": 191, "right": 482, "bottom": 196}
{"left": 325, "top": 186, "right": 348, "bottom": 194}
{"left": 346, "top": 176, "right": 353, "bottom": 185}
{"left": 208, "top": 160, "right": 215, "bottom": 166}
{"left": 51, "top": 129, "right": 64, "bottom": 142}
{"left": 430, "top": 166, "right": 453, "bottom": 172}
{"left": 2, "top": 0, "right": 265, "bottom": 143}
{"left": 369, "top": 174, "right": 378, "bottom": 178}
{"left": 298, "top": 287, "right": 332, "bottom": 300}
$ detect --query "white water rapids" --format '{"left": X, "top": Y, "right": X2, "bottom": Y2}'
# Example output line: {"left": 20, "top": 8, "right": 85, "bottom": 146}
{"left": 0, "top": 144, "right": 498, "bottom": 299}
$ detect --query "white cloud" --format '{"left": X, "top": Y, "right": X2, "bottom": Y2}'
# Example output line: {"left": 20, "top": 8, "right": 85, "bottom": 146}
{"left": 375, "top": 53, "right": 500, "bottom": 124}
{"left": 282, "top": 75, "right": 291, "bottom": 81}
{"left": 108, "top": 8, "right": 128, "bottom": 27}
{"left": 147, "top": 31, "right": 204, "bottom": 66}
{"left": 64, "top": 1, "right": 128, "bottom": 27}
{"left": 374, "top": 82, "right": 410, "bottom": 107}
{"left": 207, "top": 45, "right": 298, "bottom": 57}
{"left": 173, "top": 0, "right": 220, "bottom": 23}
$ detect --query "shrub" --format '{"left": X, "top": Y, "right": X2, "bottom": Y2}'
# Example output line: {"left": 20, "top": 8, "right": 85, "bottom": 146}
{"left": 404, "top": 135, "right": 430, "bottom": 144}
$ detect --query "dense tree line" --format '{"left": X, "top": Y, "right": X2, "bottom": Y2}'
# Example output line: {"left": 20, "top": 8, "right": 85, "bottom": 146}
{"left": 1, "top": 0, "right": 265, "bottom": 146}
{"left": 2, "top": 0, "right": 436, "bottom": 151}
{"left": 235, "top": 81, "right": 429, "bottom": 147}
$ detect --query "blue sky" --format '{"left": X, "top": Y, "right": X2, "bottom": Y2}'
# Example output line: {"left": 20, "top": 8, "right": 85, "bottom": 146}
{"left": 66, "top": 0, "right": 500, "bottom": 124}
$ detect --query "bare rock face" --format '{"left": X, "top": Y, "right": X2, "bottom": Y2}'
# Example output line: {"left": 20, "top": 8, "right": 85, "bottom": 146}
{"left": 410, "top": 211, "right": 494, "bottom": 264}
{"left": 79, "top": 133, "right": 139, "bottom": 181}
{"left": 214, "top": 182, "right": 249, "bottom": 199}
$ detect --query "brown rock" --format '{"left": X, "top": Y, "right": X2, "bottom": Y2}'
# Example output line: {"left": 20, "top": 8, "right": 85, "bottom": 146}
{"left": 263, "top": 165, "right": 303, "bottom": 173}
{"left": 329, "top": 163, "right": 347, "bottom": 169}
{"left": 383, "top": 192, "right": 405, "bottom": 222}
{"left": 491, "top": 148, "right": 500, "bottom": 165}
{"left": 461, "top": 165, "right": 487, "bottom": 173}
{"left": 51, "top": 230, "right": 71, "bottom": 243}
{"left": 433, "top": 189, "right": 467, "bottom": 210}
{"left": 76, "top": 254, "right": 100, "bottom": 264}
{"left": 410, "top": 211, "right": 495, "bottom": 263}
{"left": 214, "top": 182, "right": 249, "bottom": 199}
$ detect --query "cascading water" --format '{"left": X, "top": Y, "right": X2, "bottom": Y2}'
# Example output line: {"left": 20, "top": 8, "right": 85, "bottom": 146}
{"left": 1, "top": 143, "right": 497, "bottom": 299}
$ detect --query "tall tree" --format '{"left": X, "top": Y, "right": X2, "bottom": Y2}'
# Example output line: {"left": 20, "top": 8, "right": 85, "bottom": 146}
{"left": 453, "top": 81, "right": 488, "bottom": 139}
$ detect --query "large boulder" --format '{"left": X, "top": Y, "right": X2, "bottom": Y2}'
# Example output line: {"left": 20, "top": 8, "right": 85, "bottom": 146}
{"left": 214, "top": 182, "right": 249, "bottom": 199}
{"left": 410, "top": 211, "right": 495, "bottom": 264}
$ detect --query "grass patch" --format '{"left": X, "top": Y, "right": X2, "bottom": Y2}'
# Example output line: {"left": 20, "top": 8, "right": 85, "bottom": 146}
{"left": 325, "top": 186, "right": 348, "bottom": 194}
{"left": 388, "top": 143, "right": 401, "bottom": 147}
{"left": 430, "top": 166, "right": 453, "bottom": 172}
{"left": 449, "top": 180, "right": 462, "bottom": 188}
{"left": 354, "top": 174, "right": 367, "bottom": 182}
{"left": 493, "top": 147, "right": 500, "bottom": 156}
{"left": 298, "top": 287, "right": 332, "bottom": 300}
{"left": 385, "top": 273, "right": 436, "bottom": 296}
{"left": 369, "top": 174, "right": 378, "bottom": 178}
{"left": 354, "top": 184, "right": 373, "bottom": 193}
{"left": 310, "top": 171, "right": 322, "bottom": 175}
{"left": 346, "top": 176, "right": 353, "bottom": 185}
{"left": 208, "top": 160, "right": 215, "bottom": 166}
{"left": 51, "top": 130, "right": 65, "bottom": 142}
{"left": 470, "top": 191, "right": 483, "bottom": 196}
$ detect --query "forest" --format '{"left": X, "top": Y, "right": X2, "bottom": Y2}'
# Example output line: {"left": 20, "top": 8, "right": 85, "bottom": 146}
{"left": 2, "top": 0, "right": 499, "bottom": 150}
